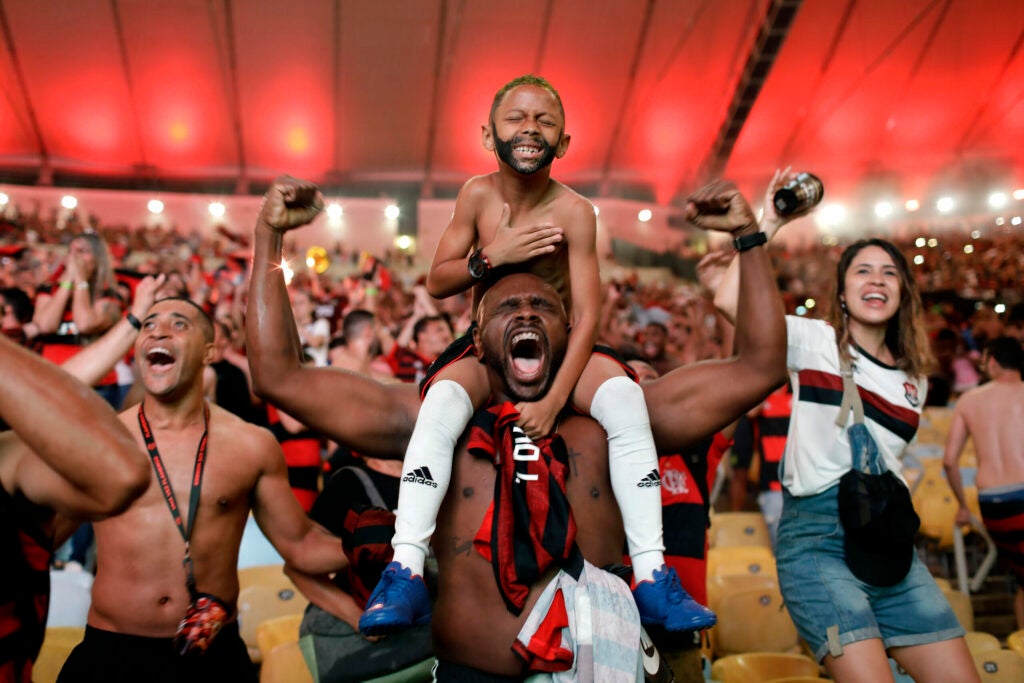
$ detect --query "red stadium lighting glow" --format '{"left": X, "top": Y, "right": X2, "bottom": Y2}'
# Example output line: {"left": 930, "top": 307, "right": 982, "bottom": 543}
{"left": 169, "top": 122, "right": 189, "bottom": 142}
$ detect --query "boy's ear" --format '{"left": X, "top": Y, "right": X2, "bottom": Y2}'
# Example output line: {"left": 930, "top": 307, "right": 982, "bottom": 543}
{"left": 555, "top": 132, "right": 571, "bottom": 159}
{"left": 481, "top": 124, "right": 496, "bottom": 152}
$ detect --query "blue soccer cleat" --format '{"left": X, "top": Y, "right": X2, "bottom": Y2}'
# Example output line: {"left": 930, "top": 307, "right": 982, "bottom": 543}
{"left": 633, "top": 565, "right": 716, "bottom": 632}
{"left": 358, "top": 561, "right": 431, "bottom": 636}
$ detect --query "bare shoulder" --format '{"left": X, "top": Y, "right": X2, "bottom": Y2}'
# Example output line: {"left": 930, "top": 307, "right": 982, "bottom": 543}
{"left": 550, "top": 182, "right": 596, "bottom": 235}
{"left": 460, "top": 174, "right": 500, "bottom": 204}
{"left": 208, "top": 405, "right": 280, "bottom": 464}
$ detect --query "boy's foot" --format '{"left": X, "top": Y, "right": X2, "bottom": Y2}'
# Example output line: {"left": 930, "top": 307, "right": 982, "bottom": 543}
{"left": 633, "top": 565, "right": 716, "bottom": 632}
{"left": 358, "top": 561, "right": 431, "bottom": 635}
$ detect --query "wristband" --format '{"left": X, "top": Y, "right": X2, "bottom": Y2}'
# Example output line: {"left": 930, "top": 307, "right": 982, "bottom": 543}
{"left": 733, "top": 231, "right": 768, "bottom": 252}
{"left": 75, "top": 281, "right": 89, "bottom": 291}
{"left": 126, "top": 313, "right": 143, "bottom": 331}
{"left": 59, "top": 281, "right": 73, "bottom": 291}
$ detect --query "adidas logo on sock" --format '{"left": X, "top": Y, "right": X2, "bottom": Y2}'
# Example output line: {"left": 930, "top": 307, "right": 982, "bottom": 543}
{"left": 403, "top": 466, "right": 439, "bottom": 488}
{"left": 637, "top": 469, "right": 662, "bottom": 488}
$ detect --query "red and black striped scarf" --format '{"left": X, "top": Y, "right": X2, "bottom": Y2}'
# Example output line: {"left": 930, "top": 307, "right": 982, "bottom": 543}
{"left": 468, "top": 402, "right": 578, "bottom": 614}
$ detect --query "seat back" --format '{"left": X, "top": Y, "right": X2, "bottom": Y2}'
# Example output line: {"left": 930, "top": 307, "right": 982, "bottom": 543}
{"left": 256, "top": 612, "right": 304, "bottom": 662}
{"left": 1006, "top": 630, "right": 1024, "bottom": 656}
{"left": 973, "top": 649, "right": 1024, "bottom": 683}
{"left": 712, "top": 586, "right": 799, "bottom": 658}
{"left": 940, "top": 587, "right": 975, "bottom": 631}
{"left": 33, "top": 626, "right": 86, "bottom": 683}
{"left": 238, "top": 564, "right": 291, "bottom": 593}
{"left": 964, "top": 631, "right": 1002, "bottom": 657}
{"left": 260, "top": 641, "right": 314, "bottom": 683}
{"left": 707, "top": 546, "right": 777, "bottom": 580}
{"left": 708, "top": 512, "right": 772, "bottom": 549}
{"left": 710, "top": 652, "right": 819, "bottom": 683}
{"left": 238, "top": 580, "right": 309, "bottom": 663}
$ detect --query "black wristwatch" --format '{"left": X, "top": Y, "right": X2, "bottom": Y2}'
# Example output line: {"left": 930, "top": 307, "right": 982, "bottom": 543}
{"left": 733, "top": 231, "right": 768, "bottom": 252}
{"left": 468, "top": 248, "right": 492, "bottom": 280}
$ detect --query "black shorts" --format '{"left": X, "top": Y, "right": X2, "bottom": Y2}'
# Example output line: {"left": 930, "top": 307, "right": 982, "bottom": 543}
{"left": 56, "top": 622, "right": 257, "bottom": 683}
{"left": 433, "top": 659, "right": 526, "bottom": 682}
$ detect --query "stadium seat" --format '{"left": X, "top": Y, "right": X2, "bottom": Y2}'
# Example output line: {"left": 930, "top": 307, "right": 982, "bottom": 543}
{"left": 916, "top": 488, "right": 960, "bottom": 549}
{"left": 238, "top": 579, "right": 309, "bottom": 663}
{"left": 708, "top": 511, "right": 772, "bottom": 549}
{"left": 707, "top": 546, "right": 777, "bottom": 580}
{"left": 709, "top": 652, "right": 819, "bottom": 683}
{"left": 260, "top": 641, "right": 314, "bottom": 683}
{"left": 940, "top": 587, "right": 975, "bottom": 632}
{"left": 711, "top": 585, "right": 799, "bottom": 658}
{"left": 33, "top": 626, "right": 85, "bottom": 683}
{"left": 256, "top": 612, "right": 304, "bottom": 663}
{"left": 1007, "top": 630, "right": 1024, "bottom": 656}
{"left": 238, "top": 563, "right": 291, "bottom": 593}
{"left": 972, "top": 649, "right": 1024, "bottom": 682}
{"left": 706, "top": 573, "right": 779, "bottom": 611}
{"left": 964, "top": 631, "right": 1002, "bottom": 657}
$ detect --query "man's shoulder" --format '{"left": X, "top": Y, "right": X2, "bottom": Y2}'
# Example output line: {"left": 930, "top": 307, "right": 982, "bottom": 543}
{"left": 210, "top": 404, "right": 277, "bottom": 452}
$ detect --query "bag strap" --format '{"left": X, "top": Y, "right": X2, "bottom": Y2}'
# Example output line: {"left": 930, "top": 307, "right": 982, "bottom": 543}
{"left": 834, "top": 356, "right": 865, "bottom": 428}
{"left": 339, "top": 466, "right": 388, "bottom": 509}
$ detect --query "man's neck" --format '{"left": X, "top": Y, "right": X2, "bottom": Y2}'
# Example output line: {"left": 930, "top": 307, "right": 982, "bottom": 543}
{"left": 992, "top": 368, "right": 1023, "bottom": 384}
{"left": 141, "top": 390, "right": 207, "bottom": 430}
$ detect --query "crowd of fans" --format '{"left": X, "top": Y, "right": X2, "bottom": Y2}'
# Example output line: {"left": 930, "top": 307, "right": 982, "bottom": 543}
{"left": 1, "top": 204, "right": 1022, "bottom": 417}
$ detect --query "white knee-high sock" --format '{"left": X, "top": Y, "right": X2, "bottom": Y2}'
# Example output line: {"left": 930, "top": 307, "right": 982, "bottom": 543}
{"left": 391, "top": 380, "right": 474, "bottom": 575}
{"left": 589, "top": 375, "right": 666, "bottom": 582}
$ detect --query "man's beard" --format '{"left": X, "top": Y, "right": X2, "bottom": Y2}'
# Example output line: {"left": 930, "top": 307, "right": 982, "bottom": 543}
{"left": 492, "top": 124, "right": 557, "bottom": 175}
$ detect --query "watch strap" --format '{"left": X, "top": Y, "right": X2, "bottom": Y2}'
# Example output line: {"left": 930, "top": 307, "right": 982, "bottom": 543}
{"left": 733, "top": 231, "right": 768, "bottom": 252}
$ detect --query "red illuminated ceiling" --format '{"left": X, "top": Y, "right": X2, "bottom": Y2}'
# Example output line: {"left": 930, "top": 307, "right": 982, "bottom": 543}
{"left": 0, "top": 0, "right": 1021, "bottom": 208}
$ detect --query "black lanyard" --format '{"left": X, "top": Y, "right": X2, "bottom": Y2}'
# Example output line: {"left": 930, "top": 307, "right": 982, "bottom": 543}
{"left": 138, "top": 401, "right": 210, "bottom": 596}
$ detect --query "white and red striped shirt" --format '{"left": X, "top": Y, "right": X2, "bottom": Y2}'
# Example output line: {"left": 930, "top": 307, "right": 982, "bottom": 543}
{"left": 782, "top": 316, "right": 926, "bottom": 496}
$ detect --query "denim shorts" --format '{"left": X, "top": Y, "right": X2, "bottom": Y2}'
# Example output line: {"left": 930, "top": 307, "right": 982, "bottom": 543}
{"left": 776, "top": 485, "right": 964, "bottom": 662}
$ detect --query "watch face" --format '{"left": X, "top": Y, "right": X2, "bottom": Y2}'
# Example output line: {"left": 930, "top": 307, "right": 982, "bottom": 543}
{"left": 468, "top": 252, "right": 487, "bottom": 279}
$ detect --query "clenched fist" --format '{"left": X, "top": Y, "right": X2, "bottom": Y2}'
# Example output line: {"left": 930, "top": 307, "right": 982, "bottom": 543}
{"left": 259, "top": 175, "right": 325, "bottom": 233}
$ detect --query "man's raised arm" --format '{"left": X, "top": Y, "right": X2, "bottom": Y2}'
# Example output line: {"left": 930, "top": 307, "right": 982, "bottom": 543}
{"left": 1, "top": 334, "right": 150, "bottom": 520}
{"left": 645, "top": 180, "right": 787, "bottom": 452}
{"left": 246, "top": 175, "right": 419, "bottom": 456}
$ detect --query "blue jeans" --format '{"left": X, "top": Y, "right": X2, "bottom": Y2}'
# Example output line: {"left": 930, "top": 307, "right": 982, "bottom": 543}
{"left": 776, "top": 485, "right": 963, "bottom": 662}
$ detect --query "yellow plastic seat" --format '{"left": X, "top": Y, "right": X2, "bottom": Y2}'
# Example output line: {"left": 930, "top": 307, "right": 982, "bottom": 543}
{"left": 973, "top": 649, "right": 1024, "bottom": 682}
{"left": 238, "top": 580, "right": 309, "bottom": 664}
{"left": 238, "top": 564, "right": 291, "bottom": 593}
{"left": 766, "top": 678, "right": 824, "bottom": 683}
{"left": 933, "top": 577, "right": 953, "bottom": 592}
{"left": 709, "top": 511, "right": 772, "bottom": 549}
{"left": 1007, "top": 630, "right": 1024, "bottom": 656}
{"left": 964, "top": 631, "right": 1002, "bottom": 657}
{"left": 915, "top": 489, "right": 960, "bottom": 549}
{"left": 941, "top": 588, "right": 974, "bottom": 632}
{"left": 260, "top": 640, "right": 314, "bottom": 683}
{"left": 256, "top": 612, "right": 304, "bottom": 662}
{"left": 711, "top": 585, "right": 799, "bottom": 658}
{"left": 707, "top": 546, "right": 777, "bottom": 580}
{"left": 706, "top": 573, "right": 779, "bottom": 611}
{"left": 710, "top": 652, "right": 819, "bottom": 683}
{"left": 33, "top": 626, "right": 86, "bottom": 683}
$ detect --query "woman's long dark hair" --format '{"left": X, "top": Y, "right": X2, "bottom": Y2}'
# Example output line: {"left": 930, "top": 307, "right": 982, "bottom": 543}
{"left": 826, "top": 238, "right": 933, "bottom": 378}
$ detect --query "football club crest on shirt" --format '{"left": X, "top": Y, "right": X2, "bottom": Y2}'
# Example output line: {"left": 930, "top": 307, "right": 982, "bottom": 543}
{"left": 903, "top": 381, "right": 919, "bottom": 407}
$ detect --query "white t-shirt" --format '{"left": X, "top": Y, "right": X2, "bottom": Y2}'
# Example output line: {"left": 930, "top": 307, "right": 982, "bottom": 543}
{"left": 301, "top": 317, "right": 331, "bottom": 367}
{"left": 782, "top": 316, "right": 927, "bottom": 496}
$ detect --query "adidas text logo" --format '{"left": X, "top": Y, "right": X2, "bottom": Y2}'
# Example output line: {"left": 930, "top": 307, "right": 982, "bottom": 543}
{"left": 403, "top": 467, "right": 438, "bottom": 488}
{"left": 637, "top": 469, "right": 662, "bottom": 488}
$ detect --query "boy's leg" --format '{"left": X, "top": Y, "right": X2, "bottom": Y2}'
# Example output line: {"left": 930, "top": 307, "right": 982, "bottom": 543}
{"left": 360, "top": 355, "right": 488, "bottom": 635}
{"left": 575, "top": 352, "right": 716, "bottom": 632}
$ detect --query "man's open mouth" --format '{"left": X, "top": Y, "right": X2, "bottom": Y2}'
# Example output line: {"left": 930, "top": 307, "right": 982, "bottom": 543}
{"left": 508, "top": 330, "right": 545, "bottom": 382}
{"left": 145, "top": 346, "right": 176, "bottom": 369}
